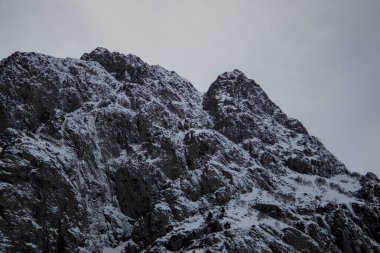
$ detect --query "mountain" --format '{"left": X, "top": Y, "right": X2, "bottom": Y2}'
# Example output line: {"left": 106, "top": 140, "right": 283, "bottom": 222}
{"left": 0, "top": 48, "right": 379, "bottom": 253}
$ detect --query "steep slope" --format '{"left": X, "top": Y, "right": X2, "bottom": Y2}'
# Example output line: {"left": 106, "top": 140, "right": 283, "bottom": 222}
{"left": 0, "top": 48, "right": 379, "bottom": 253}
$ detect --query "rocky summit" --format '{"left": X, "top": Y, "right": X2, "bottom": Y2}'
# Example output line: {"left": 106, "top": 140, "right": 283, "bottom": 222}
{"left": 0, "top": 48, "right": 379, "bottom": 253}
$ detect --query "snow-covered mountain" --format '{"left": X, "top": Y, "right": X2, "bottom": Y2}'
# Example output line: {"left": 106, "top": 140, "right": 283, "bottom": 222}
{"left": 0, "top": 48, "right": 379, "bottom": 253}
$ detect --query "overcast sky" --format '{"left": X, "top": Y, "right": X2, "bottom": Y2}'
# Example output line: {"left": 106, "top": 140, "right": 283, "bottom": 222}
{"left": 0, "top": 0, "right": 379, "bottom": 176}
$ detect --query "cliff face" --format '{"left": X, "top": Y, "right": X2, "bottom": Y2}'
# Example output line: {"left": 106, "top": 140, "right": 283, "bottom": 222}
{"left": 0, "top": 48, "right": 379, "bottom": 253}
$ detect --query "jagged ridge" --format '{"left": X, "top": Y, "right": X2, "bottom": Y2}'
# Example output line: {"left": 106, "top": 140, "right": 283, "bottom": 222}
{"left": 0, "top": 48, "right": 379, "bottom": 253}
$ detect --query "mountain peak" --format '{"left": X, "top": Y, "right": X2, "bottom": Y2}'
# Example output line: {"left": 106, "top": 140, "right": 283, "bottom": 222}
{"left": 0, "top": 49, "right": 378, "bottom": 253}
{"left": 80, "top": 47, "right": 146, "bottom": 81}
{"left": 218, "top": 68, "right": 247, "bottom": 79}
{"left": 81, "top": 47, "right": 144, "bottom": 66}
{"left": 91, "top": 46, "right": 110, "bottom": 54}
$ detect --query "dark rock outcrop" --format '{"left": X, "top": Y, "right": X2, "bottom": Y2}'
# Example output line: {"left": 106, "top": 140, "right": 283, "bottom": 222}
{"left": 0, "top": 48, "right": 378, "bottom": 253}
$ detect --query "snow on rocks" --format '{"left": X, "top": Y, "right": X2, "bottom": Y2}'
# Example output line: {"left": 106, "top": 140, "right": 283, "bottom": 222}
{"left": 0, "top": 48, "right": 379, "bottom": 253}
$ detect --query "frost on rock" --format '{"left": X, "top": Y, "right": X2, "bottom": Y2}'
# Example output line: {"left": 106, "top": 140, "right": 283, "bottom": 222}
{"left": 0, "top": 48, "right": 379, "bottom": 253}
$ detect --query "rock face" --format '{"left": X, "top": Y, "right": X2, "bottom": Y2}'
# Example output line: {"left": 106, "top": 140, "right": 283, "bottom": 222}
{"left": 0, "top": 48, "right": 379, "bottom": 253}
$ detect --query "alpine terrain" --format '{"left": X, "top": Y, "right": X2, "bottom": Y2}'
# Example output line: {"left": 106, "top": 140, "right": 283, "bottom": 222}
{"left": 0, "top": 48, "right": 379, "bottom": 253}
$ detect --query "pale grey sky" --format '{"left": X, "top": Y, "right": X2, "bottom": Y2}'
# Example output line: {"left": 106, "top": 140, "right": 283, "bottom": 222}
{"left": 0, "top": 0, "right": 379, "bottom": 176}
